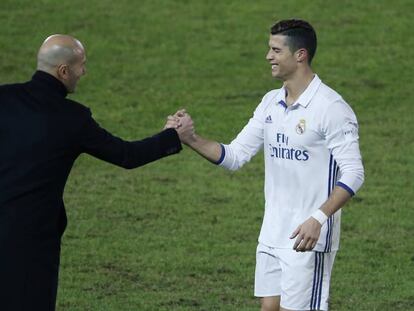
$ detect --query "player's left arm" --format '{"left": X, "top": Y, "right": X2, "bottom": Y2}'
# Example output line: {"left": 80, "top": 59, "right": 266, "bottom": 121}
{"left": 291, "top": 99, "right": 365, "bottom": 252}
{"left": 291, "top": 186, "right": 353, "bottom": 252}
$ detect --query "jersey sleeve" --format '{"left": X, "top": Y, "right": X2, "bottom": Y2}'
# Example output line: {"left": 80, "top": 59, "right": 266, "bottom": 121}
{"left": 322, "top": 100, "right": 364, "bottom": 195}
{"left": 217, "top": 94, "right": 269, "bottom": 171}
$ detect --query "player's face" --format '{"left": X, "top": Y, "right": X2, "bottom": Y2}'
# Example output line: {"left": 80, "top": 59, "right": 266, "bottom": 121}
{"left": 266, "top": 35, "right": 298, "bottom": 80}
{"left": 65, "top": 48, "right": 87, "bottom": 93}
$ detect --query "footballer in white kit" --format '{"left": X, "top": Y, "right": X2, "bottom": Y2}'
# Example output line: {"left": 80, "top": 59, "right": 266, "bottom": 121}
{"left": 171, "top": 19, "right": 364, "bottom": 311}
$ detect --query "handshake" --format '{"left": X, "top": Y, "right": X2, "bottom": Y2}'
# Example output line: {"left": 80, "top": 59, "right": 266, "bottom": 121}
{"left": 163, "top": 109, "right": 196, "bottom": 145}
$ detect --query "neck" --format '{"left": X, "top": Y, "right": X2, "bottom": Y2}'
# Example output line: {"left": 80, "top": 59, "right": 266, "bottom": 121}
{"left": 37, "top": 67, "right": 59, "bottom": 80}
{"left": 37, "top": 67, "right": 69, "bottom": 92}
{"left": 283, "top": 67, "right": 315, "bottom": 105}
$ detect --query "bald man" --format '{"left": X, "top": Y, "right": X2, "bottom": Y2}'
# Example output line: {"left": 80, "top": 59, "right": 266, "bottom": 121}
{"left": 0, "top": 34, "right": 193, "bottom": 311}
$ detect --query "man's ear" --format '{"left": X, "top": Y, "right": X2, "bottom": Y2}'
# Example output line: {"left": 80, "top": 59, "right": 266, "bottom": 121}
{"left": 296, "top": 48, "right": 308, "bottom": 63}
{"left": 57, "top": 64, "right": 69, "bottom": 80}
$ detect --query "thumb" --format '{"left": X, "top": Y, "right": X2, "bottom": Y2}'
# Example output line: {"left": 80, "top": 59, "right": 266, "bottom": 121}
{"left": 176, "top": 109, "right": 186, "bottom": 117}
{"left": 290, "top": 226, "right": 300, "bottom": 239}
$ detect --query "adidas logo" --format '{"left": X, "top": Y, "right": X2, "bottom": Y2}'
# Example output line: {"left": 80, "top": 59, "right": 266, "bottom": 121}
{"left": 265, "top": 115, "right": 273, "bottom": 123}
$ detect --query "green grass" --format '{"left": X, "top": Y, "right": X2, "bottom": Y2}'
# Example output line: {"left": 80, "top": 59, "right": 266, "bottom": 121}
{"left": 1, "top": 0, "right": 413, "bottom": 310}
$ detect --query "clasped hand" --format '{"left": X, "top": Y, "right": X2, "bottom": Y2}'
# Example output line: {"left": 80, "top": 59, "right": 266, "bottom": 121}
{"left": 163, "top": 109, "right": 195, "bottom": 145}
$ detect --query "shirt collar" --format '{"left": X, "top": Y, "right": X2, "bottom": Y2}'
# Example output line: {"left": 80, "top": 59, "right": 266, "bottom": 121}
{"left": 275, "top": 74, "right": 322, "bottom": 109}
{"left": 31, "top": 70, "right": 68, "bottom": 98}
{"left": 275, "top": 88, "right": 287, "bottom": 109}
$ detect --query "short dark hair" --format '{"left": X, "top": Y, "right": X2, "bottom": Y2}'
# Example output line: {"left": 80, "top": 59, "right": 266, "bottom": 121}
{"left": 270, "top": 19, "right": 317, "bottom": 64}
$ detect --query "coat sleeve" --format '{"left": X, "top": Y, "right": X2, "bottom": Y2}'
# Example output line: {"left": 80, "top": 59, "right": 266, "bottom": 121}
{"left": 78, "top": 109, "right": 182, "bottom": 169}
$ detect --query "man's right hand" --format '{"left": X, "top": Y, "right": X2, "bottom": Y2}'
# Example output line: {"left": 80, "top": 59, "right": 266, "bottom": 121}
{"left": 165, "top": 109, "right": 196, "bottom": 145}
{"left": 167, "top": 109, "right": 223, "bottom": 163}
{"left": 176, "top": 113, "right": 195, "bottom": 145}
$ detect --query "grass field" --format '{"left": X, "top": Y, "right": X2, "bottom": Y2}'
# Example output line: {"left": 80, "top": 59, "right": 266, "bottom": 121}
{"left": 1, "top": 0, "right": 413, "bottom": 310}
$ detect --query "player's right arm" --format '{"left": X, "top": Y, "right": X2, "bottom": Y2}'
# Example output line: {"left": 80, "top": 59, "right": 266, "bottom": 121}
{"left": 173, "top": 96, "right": 267, "bottom": 170}
{"left": 186, "top": 135, "right": 223, "bottom": 164}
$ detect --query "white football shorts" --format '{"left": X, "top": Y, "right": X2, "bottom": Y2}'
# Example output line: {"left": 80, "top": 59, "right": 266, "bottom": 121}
{"left": 254, "top": 243, "right": 337, "bottom": 310}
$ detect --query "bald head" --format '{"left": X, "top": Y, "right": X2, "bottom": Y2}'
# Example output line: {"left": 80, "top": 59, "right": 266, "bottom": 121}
{"left": 37, "top": 34, "right": 84, "bottom": 72}
{"left": 37, "top": 34, "right": 86, "bottom": 93}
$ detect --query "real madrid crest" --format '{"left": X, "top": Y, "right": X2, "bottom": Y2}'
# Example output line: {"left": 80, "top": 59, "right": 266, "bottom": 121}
{"left": 296, "top": 119, "right": 306, "bottom": 135}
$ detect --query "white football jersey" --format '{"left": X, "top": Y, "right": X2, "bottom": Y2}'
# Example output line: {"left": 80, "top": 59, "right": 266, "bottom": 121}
{"left": 218, "top": 75, "right": 364, "bottom": 252}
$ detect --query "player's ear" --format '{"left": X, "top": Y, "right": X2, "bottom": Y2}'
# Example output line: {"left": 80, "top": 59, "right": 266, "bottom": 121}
{"left": 296, "top": 48, "right": 308, "bottom": 63}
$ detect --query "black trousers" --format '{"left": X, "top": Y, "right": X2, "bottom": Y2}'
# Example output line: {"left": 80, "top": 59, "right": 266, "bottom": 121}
{"left": 0, "top": 241, "right": 60, "bottom": 311}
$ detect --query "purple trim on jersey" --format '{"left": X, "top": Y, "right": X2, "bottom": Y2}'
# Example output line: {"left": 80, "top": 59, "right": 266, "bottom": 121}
{"left": 326, "top": 165, "right": 339, "bottom": 252}
{"left": 278, "top": 100, "right": 287, "bottom": 109}
{"left": 325, "top": 155, "right": 337, "bottom": 252}
{"left": 335, "top": 165, "right": 340, "bottom": 182}
{"left": 336, "top": 181, "right": 355, "bottom": 196}
{"left": 215, "top": 144, "right": 226, "bottom": 165}
{"left": 324, "top": 216, "right": 334, "bottom": 252}
{"left": 327, "top": 155, "right": 333, "bottom": 196}
{"left": 328, "top": 161, "right": 338, "bottom": 251}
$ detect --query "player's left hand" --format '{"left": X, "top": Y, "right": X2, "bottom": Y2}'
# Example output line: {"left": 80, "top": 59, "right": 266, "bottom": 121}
{"left": 290, "top": 217, "right": 322, "bottom": 252}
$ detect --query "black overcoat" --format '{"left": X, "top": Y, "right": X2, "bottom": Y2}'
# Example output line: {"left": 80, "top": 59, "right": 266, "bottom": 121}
{"left": 0, "top": 71, "right": 182, "bottom": 310}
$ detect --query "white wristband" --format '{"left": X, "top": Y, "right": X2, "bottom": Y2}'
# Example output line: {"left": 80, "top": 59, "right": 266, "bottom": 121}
{"left": 311, "top": 209, "right": 328, "bottom": 225}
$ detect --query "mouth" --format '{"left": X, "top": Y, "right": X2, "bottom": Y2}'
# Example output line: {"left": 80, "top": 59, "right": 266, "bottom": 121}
{"left": 271, "top": 64, "right": 278, "bottom": 70}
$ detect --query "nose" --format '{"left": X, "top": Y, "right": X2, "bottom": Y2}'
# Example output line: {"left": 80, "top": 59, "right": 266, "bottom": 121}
{"left": 266, "top": 49, "right": 273, "bottom": 61}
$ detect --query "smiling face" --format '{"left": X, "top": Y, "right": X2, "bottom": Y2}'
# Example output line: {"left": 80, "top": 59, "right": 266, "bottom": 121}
{"left": 266, "top": 34, "right": 301, "bottom": 81}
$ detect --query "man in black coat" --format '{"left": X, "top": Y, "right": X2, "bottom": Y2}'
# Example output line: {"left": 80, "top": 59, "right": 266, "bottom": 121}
{"left": 0, "top": 34, "right": 193, "bottom": 310}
